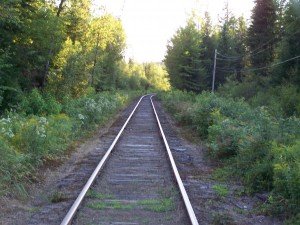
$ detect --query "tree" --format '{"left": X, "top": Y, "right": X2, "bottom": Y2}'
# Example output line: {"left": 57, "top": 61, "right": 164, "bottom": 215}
{"left": 65, "top": 0, "right": 92, "bottom": 45}
{"left": 273, "top": 0, "right": 300, "bottom": 85}
{"left": 144, "top": 63, "right": 170, "bottom": 91}
{"left": 164, "top": 18, "right": 207, "bottom": 92}
{"left": 248, "top": 0, "right": 277, "bottom": 75}
{"left": 85, "top": 15, "right": 126, "bottom": 90}
{"left": 215, "top": 3, "right": 248, "bottom": 85}
{"left": 199, "top": 12, "right": 217, "bottom": 88}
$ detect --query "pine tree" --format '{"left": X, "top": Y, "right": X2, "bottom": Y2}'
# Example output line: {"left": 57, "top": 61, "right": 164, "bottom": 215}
{"left": 200, "top": 12, "right": 216, "bottom": 88}
{"left": 248, "top": 0, "right": 277, "bottom": 75}
{"left": 216, "top": 3, "right": 238, "bottom": 85}
{"left": 164, "top": 18, "right": 206, "bottom": 92}
{"left": 273, "top": 0, "right": 300, "bottom": 84}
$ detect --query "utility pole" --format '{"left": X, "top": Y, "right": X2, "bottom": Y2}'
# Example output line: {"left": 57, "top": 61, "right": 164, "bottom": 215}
{"left": 212, "top": 49, "right": 217, "bottom": 93}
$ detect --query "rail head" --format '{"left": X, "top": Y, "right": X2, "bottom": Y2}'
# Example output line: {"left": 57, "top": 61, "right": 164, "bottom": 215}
{"left": 60, "top": 95, "right": 146, "bottom": 225}
{"left": 150, "top": 95, "right": 199, "bottom": 225}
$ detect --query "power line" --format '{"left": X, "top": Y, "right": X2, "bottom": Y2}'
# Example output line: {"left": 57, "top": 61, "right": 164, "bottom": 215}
{"left": 216, "top": 17, "right": 300, "bottom": 60}
{"left": 243, "top": 55, "right": 300, "bottom": 72}
{"left": 215, "top": 55, "right": 300, "bottom": 73}
{"left": 216, "top": 57, "right": 239, "bottom": 61}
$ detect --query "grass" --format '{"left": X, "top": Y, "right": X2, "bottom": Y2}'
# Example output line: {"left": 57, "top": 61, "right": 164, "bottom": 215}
{"left": 137, "top": 198, "right": 175, "bottom": 212}
{"left": 212, "top": 184, "right": 229, "bottom": 198}
{"left": 88, "top": 201, "right": 134, "bottom": 210}
{"left": 88, "top": 198, "right": 175, "bottom": 212}
{"left": 87, "top": 190, "right": 114, "bottom": 199}
{"left": 87, "top": 190, "right": 175, "bottom": 212}
{"left": 212, "top": 167, "right": 232, "bottom": 182}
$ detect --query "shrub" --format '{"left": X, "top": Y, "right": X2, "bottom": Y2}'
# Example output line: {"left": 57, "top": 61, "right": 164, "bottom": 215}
{"left": 218, "top": 79, "right": 260, "bottom": 100}
{"left": 273, "top": 142, "right": 300, "bottom": 215}
{"left": 20, "top": 89, "right": 62, "bottom": 116}
{"left": 249, "top": 85, "right": 300, "bottom": 118}
{"left": 158, "top": 90, "right": 300, "bottom": 219}
{"left": 20, "top": 89, "right": 46, "bottom": 115}
{"left": 0, "top": 91, "right": 138, "bottom": 195}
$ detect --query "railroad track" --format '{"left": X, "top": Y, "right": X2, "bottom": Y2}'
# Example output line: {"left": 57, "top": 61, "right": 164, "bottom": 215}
{"left": 61, "top": 95, "right": 199, "bottom": 225}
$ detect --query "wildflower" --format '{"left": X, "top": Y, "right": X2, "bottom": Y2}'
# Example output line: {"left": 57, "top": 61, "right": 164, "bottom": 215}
{"left": 39, "top": 117, "right": 48, "bottom": 125}
{"left": 36, "top": 126, "right": 46, "bottom": 138}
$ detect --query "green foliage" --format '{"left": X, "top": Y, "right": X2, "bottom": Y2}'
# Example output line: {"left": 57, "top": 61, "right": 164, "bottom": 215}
{"left": 144, "top": 63, "right": 170, "bottom": 91}
{"left": 159, "top": 90, "right": 300, "bottom": 219}
{"left": 273, "top": 0, "right": 300, "bottom": 85}
{"left": 164, "top": 16, "right": 213, "bottom": 92}
{"left": 273, "top": 142, "right": 300, "bottom": 216}
{"left": 249, "top": 84, "right": 300, "bottom": 117}
{"left": 212, "top": 184, "right": 229, "bottom": 197}
{"left": 248, "top": 0, "right": 277, "bottom": 74}
{"left": 19, "top": 89, "right": 62, "bottom": 115}
{"left": 219, "top": 81, "right": 300, "bottom": 118}
{"left": 0, "top": 91, "right": 136, "bottom": 195}
{"left": 284, "top": 213, "right": 300, "bottom": 225}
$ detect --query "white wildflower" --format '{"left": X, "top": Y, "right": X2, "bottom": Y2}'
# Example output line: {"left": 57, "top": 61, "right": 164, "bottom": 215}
{"left": 78, "top": 114, "right": 85, "bottom": 120}
{"left": 39, "top": 117, "right": 48, "bottom": 125}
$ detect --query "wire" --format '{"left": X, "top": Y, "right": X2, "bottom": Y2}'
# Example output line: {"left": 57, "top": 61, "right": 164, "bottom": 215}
{"left": 216, "top": 57, "right": 240, "bottom": 61}
{"left": 243, "top": 55, "right": 300, "bottom": 72}
{"left": 216, "top": 16, "right": 300, "bottom": 59}
{"left": 216, "top": 52, "right": 241, "bottom": 59}
{"left": 216, "top": 55, "right": 300, "bottom": 73}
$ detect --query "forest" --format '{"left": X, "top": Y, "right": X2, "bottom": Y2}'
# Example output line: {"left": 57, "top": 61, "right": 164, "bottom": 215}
{"left": 0, "top": 0, "right": 299, "bottom": 224}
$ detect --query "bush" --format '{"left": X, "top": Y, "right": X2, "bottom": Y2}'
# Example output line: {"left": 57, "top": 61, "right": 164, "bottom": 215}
{"left": 0, "top": 91, "right": 138, "bottom": 196}
{"left": 273, "top": 142, "right": 300, "bottom": 215}
{"left": 249, "top": 85, "right": 300, "bottom": 117}
{"left": 19, "top": 89, "right": 62, "bottom": 116}
{"left": 218, "top": 79, "right": 260, "bottom": 100}
{"left": 158, "top": 90, "right": 300, "bottom": 219}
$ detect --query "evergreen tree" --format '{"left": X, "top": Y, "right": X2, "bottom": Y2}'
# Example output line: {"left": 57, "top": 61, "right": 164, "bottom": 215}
{"left": 248, "top": 0, "right": 277, "bottom": 75}
{"left": 273, "top": 0, "right": 300, "bottom": 85}
{"left": 200, "top": 12, "right": 216, "bottom": 88}
{"left": 216, "top": 3, "right": 239, "bottom": 85}
{"left": 164, "top": 18, "right": 206, "bottom": 92}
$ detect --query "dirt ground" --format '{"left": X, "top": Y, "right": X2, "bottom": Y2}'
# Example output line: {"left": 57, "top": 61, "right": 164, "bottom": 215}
{"left": 0, "top": 96, "right": 283, "bottom": 225}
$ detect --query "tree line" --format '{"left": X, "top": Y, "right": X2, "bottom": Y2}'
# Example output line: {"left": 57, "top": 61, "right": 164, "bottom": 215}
{"left": 0, "top": 0, "right": 170, "bottom": 112}
{"left": 165, "top": 0, "right": 300, "bottom": 95}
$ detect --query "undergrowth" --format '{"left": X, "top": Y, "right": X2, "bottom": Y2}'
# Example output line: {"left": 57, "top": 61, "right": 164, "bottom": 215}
{"left": 158, "top": 90, "right": 300, "bottom": 222}
{"left": 0, "top": 89, "right": 140, "bottom": 196}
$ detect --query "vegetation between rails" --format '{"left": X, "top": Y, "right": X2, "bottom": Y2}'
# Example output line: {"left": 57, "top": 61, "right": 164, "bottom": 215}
{"left": 158, "top": 90, "right": 300, "bottom": 222}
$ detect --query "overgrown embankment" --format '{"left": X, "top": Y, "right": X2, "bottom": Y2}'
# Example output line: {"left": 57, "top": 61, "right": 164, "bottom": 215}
{"left": 0, "top": 89, "right": 140, "bottom": 196}
{"left": 158, "top": 90, "right": 300, "bottom": 223}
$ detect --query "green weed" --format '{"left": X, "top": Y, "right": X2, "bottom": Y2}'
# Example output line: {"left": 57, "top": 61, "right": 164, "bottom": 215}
{"left": 212, "top": 184, "right": 229, "bottom": 198}
{"left": 137, "top": 198, "right": 175, "bottom": 212}
{"left": 87, "top": 191, "right": 114, "bottom": 200}
{"left": 88, "top": 201, "right": 134, "bottom": 210}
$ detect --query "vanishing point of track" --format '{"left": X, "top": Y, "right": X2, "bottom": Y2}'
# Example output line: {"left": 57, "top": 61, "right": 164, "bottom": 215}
{"left": 61, "top": 95, "right": 199, "bottom": 225}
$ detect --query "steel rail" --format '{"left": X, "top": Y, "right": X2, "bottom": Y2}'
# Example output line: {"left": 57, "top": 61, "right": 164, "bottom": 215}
{"left": 60, "top": 95, "right": 146, "bottom": 225}
{"left": 150, "top": 95, "right": 199, "bottom": 225}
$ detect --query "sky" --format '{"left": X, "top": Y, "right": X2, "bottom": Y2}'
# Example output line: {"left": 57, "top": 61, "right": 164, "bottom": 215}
{"left": 93, "top": 0, "right": 255, "bottom": 63}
